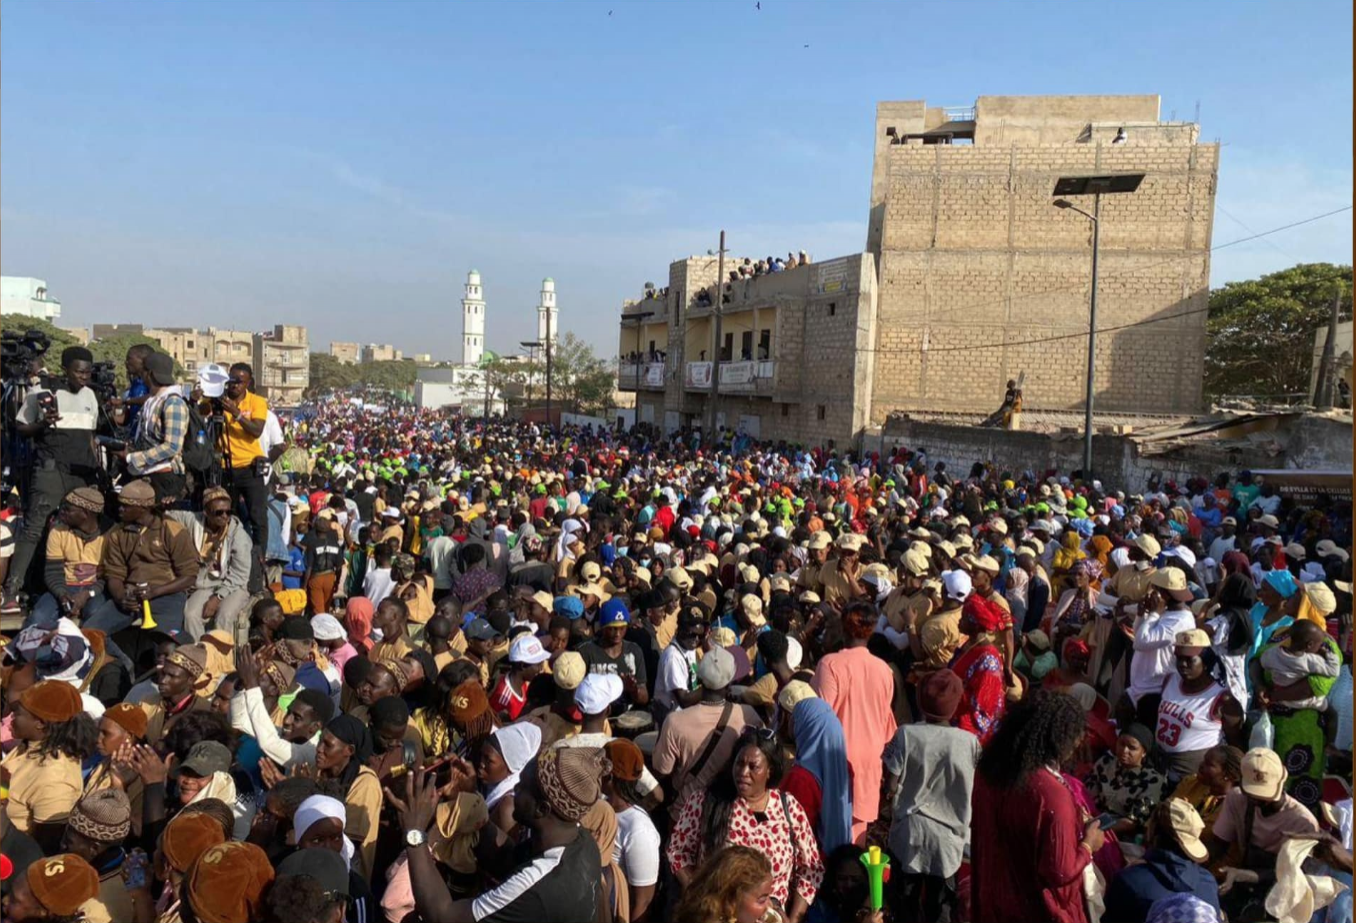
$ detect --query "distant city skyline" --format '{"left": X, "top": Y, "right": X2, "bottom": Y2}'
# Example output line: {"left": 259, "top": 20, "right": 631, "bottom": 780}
{"left": 2, "top": 1, "right": 1350, "bottom": 360}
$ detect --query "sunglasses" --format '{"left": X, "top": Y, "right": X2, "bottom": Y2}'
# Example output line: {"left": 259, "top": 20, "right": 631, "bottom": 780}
{"left": 744, "top": 727, "right": 777, "bottom": 742}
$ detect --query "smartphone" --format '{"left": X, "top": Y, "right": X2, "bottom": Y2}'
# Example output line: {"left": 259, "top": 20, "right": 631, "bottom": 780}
{"left": 123, "top": 848, "right": 150, "bottom": 890}
{"left": 1097, "top": 812, "right": 1120, "bottom": 830}
{"left": 36, "top": 392, "right": 58, "bottom": 416}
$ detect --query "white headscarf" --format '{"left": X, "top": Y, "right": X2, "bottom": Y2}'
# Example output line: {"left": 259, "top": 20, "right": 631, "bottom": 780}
{"left": 293, "top": 794, "right": 357, "bottom": 869}
{"left": 482, "top": 722, "right": 543, "bottom": 810}
{"left": 555, "top": 519, "right": 585, "bottom": 563}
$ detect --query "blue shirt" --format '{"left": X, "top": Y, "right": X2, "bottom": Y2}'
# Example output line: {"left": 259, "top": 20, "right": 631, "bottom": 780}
{"left": 1102, "top": 848, "right": 1220, "bottom": 923}
{"left": 124, "top": 377, "right": 150, "bottom": 429}
{"left": 282, "top": 546, "right": 307, "bottom": 590}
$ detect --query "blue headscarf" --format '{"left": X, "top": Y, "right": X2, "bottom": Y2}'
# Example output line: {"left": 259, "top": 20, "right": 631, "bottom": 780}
{"left": 1263, "top": 568, "right": 1299, "bottom": 599}
{"left": 791, "top": 698, "right": 852, "bottom": 853}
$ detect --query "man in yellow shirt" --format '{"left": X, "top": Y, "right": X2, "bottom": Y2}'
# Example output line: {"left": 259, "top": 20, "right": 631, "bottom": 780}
{"left": 218, "top": 363, "right": 269, "bottom": 592}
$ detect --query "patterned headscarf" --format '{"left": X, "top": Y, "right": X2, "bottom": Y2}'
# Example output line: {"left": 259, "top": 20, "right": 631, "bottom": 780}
{"left": 1146, "top": 893, "right": 1222, "bottom": 923}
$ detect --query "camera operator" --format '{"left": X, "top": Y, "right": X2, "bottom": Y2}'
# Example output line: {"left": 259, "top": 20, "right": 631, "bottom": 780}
{"left": 215, "top": 362, "right": 269, "bottom": 590}
{"left": 5, "top": 346, "right": 101, "bottom": 602}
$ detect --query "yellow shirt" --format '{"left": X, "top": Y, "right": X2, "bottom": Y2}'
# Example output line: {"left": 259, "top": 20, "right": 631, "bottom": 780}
{"left": 345, "top": 765, "right": 383, "bottom": 880}
{"left": 918, "top": 603, "right": 964, "bottom": 671}
{"left": 223, "top": 390, "right": 268, "bottom": 468}
{"left": 2, "top": 745, "right": 83, "bottom": 834}
{"left": 46, "top": 523, "right": 104, "bottom": 587}
{"left": 370, "top": 634, "right": 414, "bottom": 664}
{"left": 820, "top": 560, "right": 862, "bottom": 610}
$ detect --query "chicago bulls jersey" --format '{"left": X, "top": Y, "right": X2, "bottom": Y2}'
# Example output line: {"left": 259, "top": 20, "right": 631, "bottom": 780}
{"left": 1156, "top": 673, "right": 1225, "bottom": 753}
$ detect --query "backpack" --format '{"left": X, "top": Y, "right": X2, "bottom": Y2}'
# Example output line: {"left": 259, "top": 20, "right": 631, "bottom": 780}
{"left": 167, "top": 394, "right": 220, "bottom": 476}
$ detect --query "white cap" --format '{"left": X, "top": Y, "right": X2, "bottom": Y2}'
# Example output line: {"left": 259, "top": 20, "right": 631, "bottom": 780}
{"left": 574, "top": 673, "right": 624, "bottom": 713}
{"left": 942, "top": 569, "right": 973, "bottom": 602}
{"left": 311, "top": 614, "right": 345, "bottom": 641}
{"left": 197, "top": 363, "right": 230, "bottom": 398}
{"left": 509, "top": 634, "right": 551, "bottom": 665}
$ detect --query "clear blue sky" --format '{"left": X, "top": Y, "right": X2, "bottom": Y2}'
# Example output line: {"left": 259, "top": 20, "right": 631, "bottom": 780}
{"left": 2, "top": 0, "right": 1351, "bottom": 361}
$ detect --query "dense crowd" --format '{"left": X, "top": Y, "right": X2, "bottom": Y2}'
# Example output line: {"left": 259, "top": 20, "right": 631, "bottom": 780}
{"left": 0, "top": 342, "right": 1353, "bottom": 923}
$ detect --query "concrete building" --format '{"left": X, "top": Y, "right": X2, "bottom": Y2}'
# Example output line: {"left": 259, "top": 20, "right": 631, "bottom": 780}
{"left": 462, "top": 270, "right": 486, "bottom": 367}
{"left": 330, "top": 342, "right": 361, "bottom": 364}
{"left": 360, "top": 343, "right": 403, "bottom": 363}
{"left": 253, "top": 324, "right": 310, "bottom": 405}
{"left": 867, "top": 94, "right": 1217, "bottom": 419}
{"left": 58, "top": 326, "right": 90, "bottom": 346}
{"left": 414, "top": 366, "right": 504, "bottom": 415}
{"left": 618, "top": 93, "right": 1218, "bottom": 447}
{"left": 144, "top": 327, "right": 212, "bottom": 372}
{"left": 1, "top": 277, "right": 62, "bottom": 321}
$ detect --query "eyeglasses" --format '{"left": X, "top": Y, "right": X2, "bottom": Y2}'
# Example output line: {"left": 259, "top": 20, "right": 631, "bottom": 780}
{"left": 744, "top": 727, "right": 777, "bottom": 742}
{"left": 227, "top": 378, "right": 246, "bottom": 386}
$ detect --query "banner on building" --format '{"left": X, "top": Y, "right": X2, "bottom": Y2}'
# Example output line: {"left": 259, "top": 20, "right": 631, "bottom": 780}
{"left": 685, "top": 361, "right": 712, "bottom": 388}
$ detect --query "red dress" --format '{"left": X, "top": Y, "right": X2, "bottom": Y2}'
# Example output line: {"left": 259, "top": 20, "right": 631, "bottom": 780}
{"left": 951, "top": 643, "right": 1006, "bottom": 746}
{"left": 971, "top": 768, "right": 1091, "bottom": 923}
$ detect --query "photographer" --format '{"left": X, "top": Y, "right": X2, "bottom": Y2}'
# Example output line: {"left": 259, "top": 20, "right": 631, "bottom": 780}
{"left": 118, "top": 352, "right": 188, "bottom": 503}
{"left": 216, "top": 362, "right": 269, "bottom": 590}
{"left": 5, "top": 346, "right": 101, "bottom": 602}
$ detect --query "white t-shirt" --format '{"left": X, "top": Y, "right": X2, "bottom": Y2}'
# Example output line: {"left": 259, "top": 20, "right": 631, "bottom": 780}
{"left": 363, "top": 567, "right": 396, "bottom": 607}
{"left": 1129, "top": 606, "right": 1195, "bottom": 704}
{"left": 655, "top": 644, "right": 698, "bottom": 711}
{"left": 613, "top": 804, "right": 661, "bottom": 887}
{"left": 1156, "top": 673, "right": 1226, "bottom": 753}
{"left": 259, "top": 411, "right": 285, "bottom": 458}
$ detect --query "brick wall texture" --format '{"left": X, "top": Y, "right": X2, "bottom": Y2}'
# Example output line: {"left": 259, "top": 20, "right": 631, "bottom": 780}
{"left": 871, "top": 140, "right": 1218, "bottom": 422}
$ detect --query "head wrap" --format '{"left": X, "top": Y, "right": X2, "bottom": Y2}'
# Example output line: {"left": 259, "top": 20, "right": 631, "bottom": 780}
{"left": 344, "top": 596, "right": 375, "bottom": 653}
{"left": 163, "top": 812, "right": 228, "bottom": 873}
{"left": 791, "top": 698, "right": 852, "bottom": 853}
{"left": 962, "top": 592, "right": 1008, "bottom": 634}
{"left": 27, "top": 854, "right": 100, "bottom": 916}
{"left": 536, "top": 747, "right": 605, "bottom": 822}
{"left": 64, "top": 486, "right": 105, "bottom": 514}
{"left": 185, "top": 842, "right": 276, "bottom": 923}
{"left": 262, "top": 659, "right": 297, "bottom": 695}
{"left": 292, "top": 794, "right": 356, "bottom": 868}
{"left": 1145, "top": 893, "right": 1221, "bottom": 923}
{"left": 19, "top": 679, "right": 83, "bottom": 722}
{"left": 1073, "top": 558, "right": 1104, "bottom": 582}
{"left": 484, "top": 722, "right": 543, "bottom": 810}
{"left": 325, "top": 714, "right": 375, "bottom": 791}
{"left": 1263, "top": 568, "right": 1299, "bottom": 599}
{"left": 1123, "top": 722, "right": 1156, "bottom": 752}
{"left": 69, "top": 789, "right": 132, "bottom": 843}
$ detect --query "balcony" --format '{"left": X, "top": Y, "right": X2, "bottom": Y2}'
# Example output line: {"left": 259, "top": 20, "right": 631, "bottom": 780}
{"left": 619, "top": 360, "right": 667, "bottom": 391}
{"left": 719, "top": 360, "right": 775, "bottom": 395}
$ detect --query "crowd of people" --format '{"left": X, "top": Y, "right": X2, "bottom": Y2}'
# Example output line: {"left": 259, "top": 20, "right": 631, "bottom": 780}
{"left": 0, "top": 340, "right": 1352, "bottom": 923}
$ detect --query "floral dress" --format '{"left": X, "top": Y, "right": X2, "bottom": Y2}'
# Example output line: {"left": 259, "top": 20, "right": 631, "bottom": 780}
{"left": 1085, "top": 751, "right": 1165, "bottom": 828}
{"left": 667, "top": 788, "right": 825, "bottom": 907}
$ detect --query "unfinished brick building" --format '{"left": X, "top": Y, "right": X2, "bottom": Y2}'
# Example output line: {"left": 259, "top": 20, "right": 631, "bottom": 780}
{"left": 618, "top": 94, "right": 1219, "bottom": 446}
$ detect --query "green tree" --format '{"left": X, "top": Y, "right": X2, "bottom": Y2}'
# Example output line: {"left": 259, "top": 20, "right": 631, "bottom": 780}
{"left": 1205, "top": 262, "right": 1352, "bottom": 402}
{"left": 88, "top": 333, "right": 183, "bottom": 390}
{"left": 306, "top": 353, "right": 417, "bottom": 397}
{"left": 550, "top": 333, "right": 617, "bottom": 416}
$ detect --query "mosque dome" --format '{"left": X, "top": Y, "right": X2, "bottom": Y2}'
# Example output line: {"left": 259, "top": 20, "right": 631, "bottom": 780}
{"left": 468, "top": 269, "right": 481, "bottom": 283}
{"left": 542, "top": 278, "right": 555, "bottom": 291}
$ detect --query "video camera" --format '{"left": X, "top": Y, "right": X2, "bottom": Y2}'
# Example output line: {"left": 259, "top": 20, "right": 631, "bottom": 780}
{"left": 90, "top": 360, "right": 118, "bottom": 404}
{"left": 1, "top": 329, "right": 51, "bottom": 384}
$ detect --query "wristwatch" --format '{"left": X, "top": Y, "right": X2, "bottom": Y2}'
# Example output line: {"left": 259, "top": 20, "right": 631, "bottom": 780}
{"left": 405, "top": 828, "right": 427, "bottom": 848}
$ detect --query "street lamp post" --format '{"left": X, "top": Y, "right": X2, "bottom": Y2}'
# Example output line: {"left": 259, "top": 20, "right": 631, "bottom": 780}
{"left": 1051, "top": 172, "right": 1145, "bottom": 478}
{"left": 520, "top": 340, "right": 541, "bottom": 410}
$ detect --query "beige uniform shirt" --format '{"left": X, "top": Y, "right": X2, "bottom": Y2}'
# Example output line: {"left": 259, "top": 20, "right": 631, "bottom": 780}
{"left": 2, "top": 745, "right": 82, "bottom": 834}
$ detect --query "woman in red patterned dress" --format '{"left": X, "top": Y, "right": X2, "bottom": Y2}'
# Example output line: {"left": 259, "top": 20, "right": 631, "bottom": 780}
{"left": 667, "top": 728, "right": 825, "bottom": 923}
{"left": 952, "top": 592, "right": 1009, "bottom": 746}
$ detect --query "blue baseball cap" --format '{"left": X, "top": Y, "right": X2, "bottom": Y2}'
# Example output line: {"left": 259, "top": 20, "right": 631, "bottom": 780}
{"left": 598, "top": 598, "right": 631, "bottom": 627}
{"left": 552, "top": 596, "right": 585, "bottom": 620}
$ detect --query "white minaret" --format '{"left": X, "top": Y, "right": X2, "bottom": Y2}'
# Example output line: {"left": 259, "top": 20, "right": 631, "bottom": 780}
{"left": 537, "top": 277, "right": 558, "bottom": 347}
{"left": 462, "top": 269, "right": 485, "bottom": 367}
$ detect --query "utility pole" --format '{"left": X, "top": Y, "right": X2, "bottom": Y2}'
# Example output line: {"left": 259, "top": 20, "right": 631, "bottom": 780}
{"left": 1315, "top": 290, "right": 1341, "bottom": 410}
{"left": 704, "top": 229, "right": 726, "bottom": 443}
{"left": 1082, "top": 192, "right": 1101, "bottom": 477}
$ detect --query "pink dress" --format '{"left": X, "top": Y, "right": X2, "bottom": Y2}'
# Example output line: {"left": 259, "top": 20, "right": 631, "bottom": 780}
{"left": 813, "top": 646, "right": 897, "bottom": 841}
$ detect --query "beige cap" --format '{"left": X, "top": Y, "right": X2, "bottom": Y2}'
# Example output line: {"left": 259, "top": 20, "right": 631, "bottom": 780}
{"left": 553, "top": 651, "right": 587, "bottom": 690}
{"left": 777, "top": 679, "right": 818, "bottom": 713}
{"left": 1304, "top": 581, "right": 1337, "bottom": 615}
{"left": 1174, "top": 628, "right": 1212, "bottom": 652}
{"left": 901, "top": 549, "right": 930, "bottom": 577}
{"left": 799, "top": 591, "right": 821, "bottom": 604}
{"left": 666, "top": 567, "right": 693, "bottom": 591}
{"left": 937, "top": 540, "right": 957, "bottom": 560}
{"left": 1316, "top": 539, "right": 1350, "bottom": 562}
{"left": 971, "top": 554, "right": 1001, "bottom": 575}
{"left": 1284, "top": 543, "right": 1307, "bottom": 560}
{"left": 807, "top": 530, "right": 833, "bottom": 551}
{"left": 1161, "top": 798, "right": 1209, "bottom": 862}
{"left": 988, "top": 519, "right": 1009, "bottom": 536}
{"left": 1149, "top": 567, "right": 1192, "bottom": 600}
{"left": 1240, "top": 748, "right": 1287, "bottom": 802}
{"left": 531, "top": 591, "right": 554, "bottom": 612}
{"left": 740, "top": 594, "right": 766, "bottom": 627}
{"left": 952, "top": 534, "right": 974, "bottom": 551}
{"left": 910, "top": 540, "right": 932, "bottom": 559}
{"left": 709, "top": 626, "right": 738, "bottom": 648}
{"left": 580, "top": 561, "right": 602, "bottom": 582}
{"left": 1134, "top": 534, "right": 1162, "bottom": 558}
{"left": 836, "top": 532, "right": 865, "bottom": 552}
{"left": 1257, "top": 514, "right": 1280, "bottom": 528}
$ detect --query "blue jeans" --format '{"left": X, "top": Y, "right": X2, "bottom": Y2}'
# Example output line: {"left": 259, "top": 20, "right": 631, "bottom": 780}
{"left": 26, "top": 591, "right": 136, "bottom": 669}
{"left": 82, "top": 592, "right": 187, "bottom": 670}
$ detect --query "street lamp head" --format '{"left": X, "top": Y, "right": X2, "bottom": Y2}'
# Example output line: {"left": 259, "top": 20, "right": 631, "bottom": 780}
{"left": 706, "top": 249, "right": 716, "bottom": 256}
{"left": 1053, "top": 199, "right": 1074, "bottom": 209}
